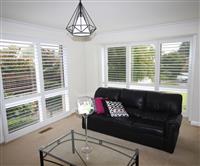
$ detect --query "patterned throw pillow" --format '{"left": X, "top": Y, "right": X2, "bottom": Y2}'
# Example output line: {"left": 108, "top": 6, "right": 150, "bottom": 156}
{"left": 106, "top": 101, "right": 129, "bottom": 117}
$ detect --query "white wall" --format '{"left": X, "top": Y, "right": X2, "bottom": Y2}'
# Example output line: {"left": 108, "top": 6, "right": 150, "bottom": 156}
{"left": 84, "top": 19, "right": 200, "bottom": 124}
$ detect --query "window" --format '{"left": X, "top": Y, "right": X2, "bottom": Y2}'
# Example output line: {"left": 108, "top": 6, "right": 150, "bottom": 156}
{"left": 0, "top": 40, "right": 69, "bottom": 141}
{"left": 41, "top": 44, "right": 64, "bottom": 90}
{"left": 107, "top": 47, "right": 126, "bottom": 82}
{"left": 6, "top": 101, "right": 39, "bottom": 133}
{"left": 131, "top": 45, "right": 155, "bottom": 85}
{"left": 46, "top": 95, "right": 64, "bottom": 118}
{"left": 160, "top": 41, "right": 190, "bottom": 87}
{"left": 159, "top": 41, "right": 190, "bottom": 113}
{"left": 0, "top": 41, "right": 36, "bottom": 98}
{"left": 104, "top": 38, "right": 192, "bottom": 113}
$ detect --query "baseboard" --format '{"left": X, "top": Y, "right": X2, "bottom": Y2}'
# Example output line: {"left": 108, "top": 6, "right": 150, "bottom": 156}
{"left": 191, "top": 121, "right": 200, "bottom": 127}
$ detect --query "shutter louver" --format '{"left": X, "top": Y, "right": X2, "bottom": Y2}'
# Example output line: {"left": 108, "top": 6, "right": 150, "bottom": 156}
{"left": 108, "top": 47, "right": 126, "bottom": 82}
{"left": 6, "top": 101, "right": 39, "bottom": 133}
{"left": 131, "top": 45, "right": 155, "bottom": 85}
{"left": 41, "top": 44, "right": 64, "bottom": 91}
{"left": 46, "top": 95, "right": 64, "bottom": 117}
{"left": 0, "top": 41, "right": 37, "bottom": 98}
{"left": 160, "top": 41, "right": 190, "bottom": 86}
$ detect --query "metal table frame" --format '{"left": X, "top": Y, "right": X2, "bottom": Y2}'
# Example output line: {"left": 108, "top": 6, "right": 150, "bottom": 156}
{"left": 39, "top": 130, "right": 139, "bottom": 166}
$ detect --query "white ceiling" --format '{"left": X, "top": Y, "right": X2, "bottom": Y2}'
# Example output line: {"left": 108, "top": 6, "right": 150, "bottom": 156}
{"left": 1, "top": 0, "right": 199, "bottom": 32}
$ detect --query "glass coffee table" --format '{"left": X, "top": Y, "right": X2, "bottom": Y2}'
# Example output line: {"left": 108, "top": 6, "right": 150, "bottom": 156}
{"left": 39, "top": 130, "right": 139, "bottom": 166}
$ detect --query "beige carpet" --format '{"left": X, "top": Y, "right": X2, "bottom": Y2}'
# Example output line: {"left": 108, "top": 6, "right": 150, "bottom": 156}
{"left": 0, "top": 114, "right": 200, "bottom": 166}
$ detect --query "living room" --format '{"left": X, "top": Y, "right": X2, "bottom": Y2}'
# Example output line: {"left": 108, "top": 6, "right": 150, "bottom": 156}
{"left": 0, "top": 0, "right": 200, "bottom": 165}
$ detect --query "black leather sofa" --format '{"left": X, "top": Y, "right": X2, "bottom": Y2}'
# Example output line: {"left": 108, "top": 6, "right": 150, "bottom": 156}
{"left": 82, "top": 87, "right": 182, "bottom": 153}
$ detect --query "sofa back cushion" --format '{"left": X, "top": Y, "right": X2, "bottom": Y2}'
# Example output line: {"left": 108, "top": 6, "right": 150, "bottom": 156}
{"left": 94, "top": 87, "right": 121, "bottom": 101}
{"left": 145, "top": 91, "right": 182, "bottom": 115}
{"left": 120, "top": 89, "right": 146, "bottom": 109}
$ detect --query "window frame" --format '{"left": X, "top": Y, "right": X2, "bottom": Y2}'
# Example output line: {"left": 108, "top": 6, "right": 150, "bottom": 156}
{"left": 0, "top": 38, "right": 69, "bottom": 142}
{"left": 103, "top": 36, "right": 195, "bottom": 117}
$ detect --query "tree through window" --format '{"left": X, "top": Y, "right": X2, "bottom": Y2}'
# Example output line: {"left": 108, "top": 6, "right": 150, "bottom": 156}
{"left": 131, "top": 45, "right": 155, "bottom": 85}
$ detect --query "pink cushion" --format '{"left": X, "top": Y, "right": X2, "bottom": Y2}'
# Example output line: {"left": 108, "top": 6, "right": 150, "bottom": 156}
{"left": 95, "top": 97, "right": 105, "bottom": 114}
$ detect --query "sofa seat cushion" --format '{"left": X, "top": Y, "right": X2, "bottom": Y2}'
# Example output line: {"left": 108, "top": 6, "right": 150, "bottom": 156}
{"left": 126, "top": 107, "right": 169, "bottom": 123}
{"left": 91, "top": 113, "right": 133, "bottom": 128}
{"left": 125, "top": 107, "right": 143, "bottom": 118}
{"left": 90, "top": 113, "right": 133, "bottom": 128}
{"left": 132, "top": 118, "right": 165, "bottom": 137}
{"left": 141, "top": 112, "right": 169, "bottom": 122}
{"left": 88, "top": 114, "right": 164, "bottom": 137}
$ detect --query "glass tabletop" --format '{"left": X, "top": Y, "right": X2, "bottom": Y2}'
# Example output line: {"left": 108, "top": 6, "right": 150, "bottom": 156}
{"left": 39, "top": 130, "right": 139, "bottom": 166}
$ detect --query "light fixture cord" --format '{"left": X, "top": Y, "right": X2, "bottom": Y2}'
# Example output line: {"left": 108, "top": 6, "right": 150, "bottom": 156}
{"left": 79, "top": 0, "right": 82, "bottom": 16}
{"left": 79, "top": 0, "right": 82, "bottom": 31}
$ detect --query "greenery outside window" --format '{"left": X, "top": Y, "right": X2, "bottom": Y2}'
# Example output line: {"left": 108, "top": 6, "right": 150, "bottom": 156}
{"left": 0, "top": 41, "right": 36, "bottom": 98}
{"left": 6, "top": 101, "right": 39, "bottom": 133}
{"left": 131, "top": 45, "right": 155, "bottom": 85}
{"left": 41, "top": 44, "right": 64, "bottom": 90}
{"left": 46, "top": 95, "right": 64, "bottom": 118}
{"left": 105, "top": 38, "right": 191, "bottom": 113}
{"left": 107, "top": 47, "right": 126, "bottom": 82}
{"left": 160, "top": 41, "right": 190, "bottom": 87}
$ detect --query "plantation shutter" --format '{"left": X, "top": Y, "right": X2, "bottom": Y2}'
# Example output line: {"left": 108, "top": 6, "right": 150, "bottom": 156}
{"left": 131, "top": 45, "right": 155, "bottom": 85}
{"left": 45, "top": 95, "right": 64, "bottom": 118}
{"left": 107, "top": 47, "right": 126, "bottom": 82}
{"left": 6, "top": 101, "right": 39, "bottom": 133}
{"left": 160, "top": 41, "right": 190, "bottom": 87}
{"left": 0, "top": 41, "right": 37, "bottom": 98}
{"left": 41, "top": 44, "right": 64, "bottom": 90}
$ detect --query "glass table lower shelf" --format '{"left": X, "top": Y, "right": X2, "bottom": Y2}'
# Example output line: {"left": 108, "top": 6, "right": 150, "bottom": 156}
{"left": 39, "top": 130, "right": 139, "bottom": 166}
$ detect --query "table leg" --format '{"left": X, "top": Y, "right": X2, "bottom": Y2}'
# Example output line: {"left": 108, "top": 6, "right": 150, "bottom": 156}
{"left": 135, "top": 153, "right": 139, "bottom": 166}
{"left": 71, "top": 130, "right": 75, "bottom": 154}
{"left": 39, "top": 150, "right": 44, "bottom": 166}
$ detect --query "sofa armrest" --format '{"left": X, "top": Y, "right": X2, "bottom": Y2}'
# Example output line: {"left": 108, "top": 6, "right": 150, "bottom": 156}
{"left": 167, "top": 114, "right": 182, "bottom": 128}
{"left": 164, "top": 114, "right": 182, "bottom": 153}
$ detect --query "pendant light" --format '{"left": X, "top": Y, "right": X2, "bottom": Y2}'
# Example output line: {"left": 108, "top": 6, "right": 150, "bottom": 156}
{"left": 66, "top": 0, "right": 97, "bottom": 37}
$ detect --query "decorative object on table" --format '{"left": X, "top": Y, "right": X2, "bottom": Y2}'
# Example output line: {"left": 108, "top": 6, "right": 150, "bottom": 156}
{"left": 77, "top": 96, "right": 94, "bottom": 154}
{"left": 66, "top": 0, "right": 97, "bottom": 37}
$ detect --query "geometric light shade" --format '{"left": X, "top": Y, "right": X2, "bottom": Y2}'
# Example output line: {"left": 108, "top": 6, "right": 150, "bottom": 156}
{"left": 66, "top": 0, "right": 97, "bottom": 37}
